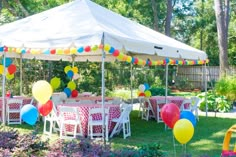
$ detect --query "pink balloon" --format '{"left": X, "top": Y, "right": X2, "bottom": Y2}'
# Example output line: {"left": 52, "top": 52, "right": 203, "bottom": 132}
{"left": 161, "top": 103, "right": 180, "bottom": 128}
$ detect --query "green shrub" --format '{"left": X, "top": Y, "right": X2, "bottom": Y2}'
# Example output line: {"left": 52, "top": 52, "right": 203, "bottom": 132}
{"left": 149, "top": 87, "right": 172, "bottom": 96}
{"left": 215, "top": 76, "right": 236, "bottom": 101}
{"left": 198, "top": 91, "right": 232, "bottom": 112}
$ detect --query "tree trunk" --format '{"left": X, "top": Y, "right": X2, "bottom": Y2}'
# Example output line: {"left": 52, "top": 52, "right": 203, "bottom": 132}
{"left": 165, "top": 0, "right": 172, "bottom": 36}
{"left": 214, "top": 0, "right": 229, "bottom": 77}
{"left": 14, "top": 0, "right": 30, "bottom": 17}
{"left": 150, "top": 0, "right": 159, "bottom": 31}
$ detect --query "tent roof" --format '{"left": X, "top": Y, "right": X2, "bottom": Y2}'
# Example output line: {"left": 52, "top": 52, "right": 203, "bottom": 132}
{"left": 0, "top": 0, "right": 207, "bottom": 61}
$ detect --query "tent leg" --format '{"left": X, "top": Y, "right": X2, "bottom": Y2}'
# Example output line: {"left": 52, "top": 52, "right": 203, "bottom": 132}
{"left": 20, "top": 54, "right": 23, "bottom": 96}
{"left": 130, "top": 63, "right": 133, "bottom": 106}
{"left": 2, "top": 53, "right": 6, "bottom": 124}
{"left": 101, "top": 34, "right": 106, "bottom": 145}
{"left": 165, "top": 64, "right": 169, "bottom": 103}
{"left": 204, "top": 63, "right": 208, "bottom": 117}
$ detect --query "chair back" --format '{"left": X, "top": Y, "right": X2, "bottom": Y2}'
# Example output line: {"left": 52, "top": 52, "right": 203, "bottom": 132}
{"left": 6, "top": 98, "right": 23, "bottom": 110}
{"left": 88, "top": 107, "right": 109, "bottom": 121}
{"left": 112, "top": 98, "right": 122, "bottom": 105}
{"left": 156, "top": 99, "right": 170, "bottom": 108}
{"left": 119, "top": 105, "right": 132, "bottom": 122}
{"left": 59, "top": 106, "right": 80, "bottom": 121}
{"left": 190, "top": 96, "right": 201, "bottom": 109}
{"left": 180, "top": 99, "right": 192, "bottom": 111}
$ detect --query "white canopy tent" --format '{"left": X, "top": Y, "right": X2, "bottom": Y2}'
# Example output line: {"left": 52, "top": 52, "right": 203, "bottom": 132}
{"left": 0, "top": 0, "right": 208, "bottom": 132}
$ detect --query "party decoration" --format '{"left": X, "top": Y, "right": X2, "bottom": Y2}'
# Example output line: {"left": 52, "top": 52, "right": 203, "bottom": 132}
{"left": 64, "top": 87, "right": 71, "bottom": 97}
{"left": 173, "top": 119, "right": 194, "bottom": 144}
{"left": 144, "top": 90, "right": 151, "bottom": 97}
{"left": 161, "top": 103, "right": 180, "bottom": 128}
{"left": 50, "top": 77, "right": 61, "bottom": 90}
{"left": 20, "top": 104, "right": 39, "bottom": 125}
{"left": 138, "top": 84, "right": 145, "bottom": 92}
{"left": 0, "top": 65, "right": 4, "bottom": 74}
{"left": 73, "top": 73, "right": 80, "bottom": 80}
{"left": 1, "top": 58, "right": 12, "bottom": 67}
{"left": 144, "top": 83, "right": 150, "bottom": 91}
{"left": 7, "top": 64, "right": 17, "bottom": 74}
{"left": 64, "top": 65, "right": 71, "bottom": 73}
{"left": 72, "top": 67, "right": 78, "bottom": 74}
{"left": 71, "top": 90, "right": 78, "bottom": 97}
{"left": 6, "top": 73, "right": 14, "bottom": 80}
{"left": 67, "top": 70, "right": 74, "bottom": 78}
{"left": 60, "top": 92, "right": 68, "bottom": 101}
{"left": 180, "top": 111, "right": 197, "bottom": 127}
{"left": 139, "top": 92, "right": 145, "bottom": 97}
{"left": 67, "top": 81, "right": 76, "bottom": 90}
{"left": 32, "top": 80, "right": 53, "bottom": 104}
{"left": 38, "top": 100, "right": 53, "bottom": 116}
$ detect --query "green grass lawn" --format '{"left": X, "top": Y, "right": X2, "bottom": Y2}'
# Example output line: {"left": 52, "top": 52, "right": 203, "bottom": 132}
{"left": 3, "top": 110, "right": 236, "bottom": 157}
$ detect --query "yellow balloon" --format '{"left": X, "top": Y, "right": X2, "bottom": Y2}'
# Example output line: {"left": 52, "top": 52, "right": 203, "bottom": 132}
{"left": 144, "top": 90, "right": 152, "bottom": 97}
{"left": 50, "top": 77, "right": 61, "bottom": 90}
{"left": 126, "top": 56, "right": 132, "bottom": 63}
{"left": 64, "top": 65, "right": 71, "bottom": 73}
{"left": 67, "top": 81, "right": 76, "bottom": 90}
{"left": 32, "top": 80, "right": 53, "bottom": 104}
{"left": 70, "top": 47, "right": 77, "bottom": 54}
{"left": 104, "top": 44, "right": 111, "bottom": 52}
{"left": 0, "top": 65, "right": 4, "bottom": 74}
{"left": 173, "top": 119, "right": 194, "bottom": 144}
{"left": 6, "top": 73, "right": 14, "bottom": 80}
{"left": 72, "top": 67, "right": 78, "bottom": 74}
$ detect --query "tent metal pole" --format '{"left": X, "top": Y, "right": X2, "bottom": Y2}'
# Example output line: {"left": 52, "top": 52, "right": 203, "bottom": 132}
{"left": 20, "top": 54, "right": 23, "bottom": 96}
{"left": 101, "top": 33, "right": 106, "bottom": 144}
{"left": 2, "top": 53, "right": 6, "bottom": 124}
{"left": 204, "top": 63, "right": 208, "bottom": 117}
{"left": 165, "top": 64, "right": 168, "bottom": 103}
{"left": 130, "top": 63, "right": 133, "bottom": 105}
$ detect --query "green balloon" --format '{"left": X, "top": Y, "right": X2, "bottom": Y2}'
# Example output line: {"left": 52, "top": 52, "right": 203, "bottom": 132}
{"left": 50, "top": 77, "right": 61, "bottom": 90}
{"left": 67, "top": 81, "right": 76, "bottom": 90}
{"left": 144, "top": 90, "right": 152, "bottom": 97}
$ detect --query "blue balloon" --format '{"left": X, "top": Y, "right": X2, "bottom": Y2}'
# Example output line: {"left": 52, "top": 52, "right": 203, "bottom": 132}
{"left": 64, "top": 87, "right": 71, "bottom": 97}
{"left": 77, "top": 47, "right": 84, "bottom": 53}
{"left": 20, "top": 104, "right": 38, "bottom": 125}
{"left": 180, "top": 111, "right": 196, "bottom": 127}
{"left": 1, "top": 58, "right": 12, "bottom": 67}
{"left": 109, "top": 47, "right": 115, "bottom": 54}
{"left": 144, "top": 83, "right": 150, "bottom": 91}
{"left": 67, "top": 70, "right": 74, "bottom": 78}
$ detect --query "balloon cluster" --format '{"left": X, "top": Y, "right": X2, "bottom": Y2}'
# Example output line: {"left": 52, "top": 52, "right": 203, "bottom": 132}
{"left": 161, "top": 103, "right": 196, "bottom": 144}
{"left": 137, "top": 83, "right": 151, "bottom": 97}
{"left": 63, "top": 66, "right": 79, "bottom": 98}
{"left": 0, "top": 45, "right": 210, "bottom": 66}
{"left": 0, "top": 58, "right": 17, "bottom": 80}
{"left": 21, "top": 80, "right": 53, "bottom": 126}
{"left": 50, "top": 77, "right": 61, "bottom": 90}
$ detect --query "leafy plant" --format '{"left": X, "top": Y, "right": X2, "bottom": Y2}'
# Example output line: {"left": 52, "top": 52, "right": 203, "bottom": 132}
{"left": 149, "top": 87, "right": 172, "bottom": 96}
{"left": 215, "top": 76, "right": 236, "bottom": 101}
{"left": 198, "top": 91, "right": 232, "bottom": 112}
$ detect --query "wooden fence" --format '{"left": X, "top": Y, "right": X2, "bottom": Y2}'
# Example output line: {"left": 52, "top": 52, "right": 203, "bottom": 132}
{"left": 176, "top": 66, "right": 236, "bottom": 89}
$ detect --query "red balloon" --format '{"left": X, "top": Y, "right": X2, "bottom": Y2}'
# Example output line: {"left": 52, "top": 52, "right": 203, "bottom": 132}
{"left": 8, "top": 64, "right": 17, "bottom": 74}
{"left": 71, "top": 90, "right": 78, "bottom": 98}
{"left": 161, "top": 103, "right": 180, "bottom": 128}
{"left": 38, "top": 100, "right": 53, "bottom": 116}
{"left": 139, "top": 93, "right": 145, "bottom": 97}
{"left": 112, "top": 50, "right": 120, "bottom": 56}
{"left": 84, "top": 46, "right": 91, "bottom": 52}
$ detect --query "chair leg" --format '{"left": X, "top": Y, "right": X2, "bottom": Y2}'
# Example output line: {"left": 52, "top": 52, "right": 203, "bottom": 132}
{"left": 74, "top": 124, "right": 77, "bottom": 138}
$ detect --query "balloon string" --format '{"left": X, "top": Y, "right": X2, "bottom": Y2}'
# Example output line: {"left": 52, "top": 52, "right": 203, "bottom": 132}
{"left": 173, "top": 133, "right": 176, "bottom": 157}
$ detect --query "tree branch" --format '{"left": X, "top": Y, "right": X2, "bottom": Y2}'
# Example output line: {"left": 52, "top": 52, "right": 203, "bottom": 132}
{"left": 14, "top": 0, "right": 30, "bottom": 17}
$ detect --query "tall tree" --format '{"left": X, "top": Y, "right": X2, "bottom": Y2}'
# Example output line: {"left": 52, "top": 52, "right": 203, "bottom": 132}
{"left": 165, "top": 0, "right": 172, "bottom": 36}
{"left": 214, "top": 0, "right": 230, "bottom": 77}
{"left": 150, "top": 0, "right": 159, "bottom": 31}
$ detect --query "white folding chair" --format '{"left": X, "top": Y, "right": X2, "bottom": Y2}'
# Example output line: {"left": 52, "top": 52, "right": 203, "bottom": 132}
{"left": 156, "top": 99, "right": 170, "bottom": 123}
{"left": 6, "top": 98, "right": 23, "bottom": 125}
{"left": 187, "top": 96, "right": 201, "bottom": 121}
{"left": 138, "top": 96, "right": 145, "bottom": 117}
{"left": 59, "top": 106, "right": 83, "bottom": 139}
{"left": 43, "top": 103, "right": 60, "bottom": 136}
{"left": 180, "top": 99, "right": 192, "bottom": 111}
{"left": 142, "top": 98, "right": 155, "bottom": 121}
{"left": 110, "top": 104, "right": 132, "bottom": 139}
{"left": 87, "top": 108, "right": 109, "bottom": 141}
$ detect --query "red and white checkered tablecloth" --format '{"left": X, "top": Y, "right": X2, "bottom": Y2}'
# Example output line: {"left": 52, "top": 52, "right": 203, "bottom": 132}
{"left": 149, "top": 96, "right": 187, "bottom": 119}
{"left": 67, "top": 96, "right": 114, "bottom": 103}
{"left": 57, "top": 103, "right": 120, "bottom": 136}
{"left": 0, "top": 97, "right": 35, "bottom": 121}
